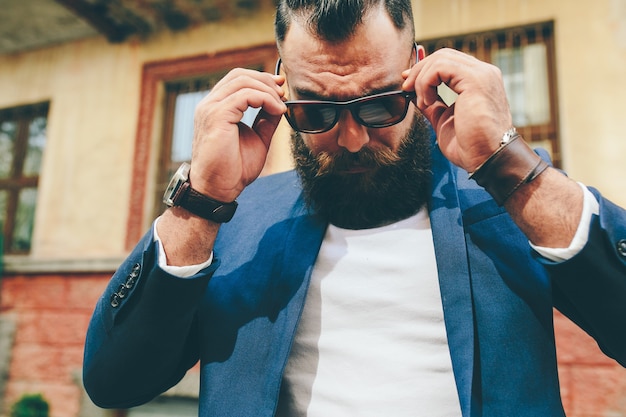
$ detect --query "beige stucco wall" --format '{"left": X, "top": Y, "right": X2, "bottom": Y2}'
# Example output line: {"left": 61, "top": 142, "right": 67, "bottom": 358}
{"left": 0, "top": 6, "right": 279, "bottom": 260}
{"left": 0, "top": 0, "right": 624, "bottom": 261}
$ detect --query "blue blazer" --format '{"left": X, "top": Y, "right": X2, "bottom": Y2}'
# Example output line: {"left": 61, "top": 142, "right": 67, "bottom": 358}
{"left": 83, "top": 142, "right": 626, "bottom": 416}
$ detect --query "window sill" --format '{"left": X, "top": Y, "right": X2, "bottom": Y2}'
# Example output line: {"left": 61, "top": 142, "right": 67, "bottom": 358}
{"left": 1, "top": 255, "right": 125, "bottom": 275}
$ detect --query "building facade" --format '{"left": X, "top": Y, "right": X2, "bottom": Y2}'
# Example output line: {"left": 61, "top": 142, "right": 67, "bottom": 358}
{"left": 1, "top": 0, "right": 625, "bottom": 416}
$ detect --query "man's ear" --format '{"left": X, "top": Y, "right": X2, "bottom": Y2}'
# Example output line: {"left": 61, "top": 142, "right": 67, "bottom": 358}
{"left": 411, "top": 43, "right": 426, "bottom": 65}
{"left": 415, "top": 44, "right": 426, "bottom": 62}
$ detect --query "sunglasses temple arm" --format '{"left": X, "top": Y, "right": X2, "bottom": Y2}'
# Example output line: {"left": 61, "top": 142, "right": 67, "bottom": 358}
{"left": 274, "top": 57, "right": 282, "bottom": 76}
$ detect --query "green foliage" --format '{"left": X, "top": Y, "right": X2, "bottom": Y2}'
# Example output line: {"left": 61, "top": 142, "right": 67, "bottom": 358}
{"left": 10, "top": 394, "right": 49, "bottom": 417}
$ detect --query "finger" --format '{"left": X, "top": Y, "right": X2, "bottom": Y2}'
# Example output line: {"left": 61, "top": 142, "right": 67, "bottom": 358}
{"left": 207, "top": 74, "right": 286, "bottom": 122}
{"left": 403, "top": 58, "right": 444, "bottom": 109}
{"left": 210, "top": 69, "right": 285, "bottom": 102}
{"left": 252, "top": 110, "right": 284, "bottom": 150}
{"left": 405, "top": 48, "right": 481, "bottom": 103}
{"left": 221, "top": 88, "right": 286, "bottom": 121}
{"left": 418, "top": 99, "right": 450, "bottom": 132}
{"left": 197, "top": 87, "right": 286, "bottom": 131}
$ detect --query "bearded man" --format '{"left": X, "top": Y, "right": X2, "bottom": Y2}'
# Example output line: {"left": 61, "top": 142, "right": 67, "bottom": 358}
{"left": 84, "top": 1, "right": 626, "bottom": 416}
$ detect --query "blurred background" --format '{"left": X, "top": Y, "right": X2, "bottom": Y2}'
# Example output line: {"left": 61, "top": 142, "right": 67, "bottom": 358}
{"left": 0, "top": 0, "right": 625, "bottom": 416}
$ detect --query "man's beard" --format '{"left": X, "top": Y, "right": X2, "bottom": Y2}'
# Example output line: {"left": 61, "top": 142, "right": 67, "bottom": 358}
{"left": 291, "top": 114, "right": 432, "bottom": 229}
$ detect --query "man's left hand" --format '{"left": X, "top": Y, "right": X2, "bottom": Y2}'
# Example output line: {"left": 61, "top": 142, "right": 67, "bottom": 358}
{"left": 403, "top": 47, "right": 513, "bottom": 173}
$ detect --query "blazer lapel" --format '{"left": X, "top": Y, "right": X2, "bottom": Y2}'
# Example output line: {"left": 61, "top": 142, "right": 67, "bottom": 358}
{"left": 276, "top": 193, "right": 327, "bottom": 318}
{"left": 429, "top": 143, "right": 477, "bottom": 417}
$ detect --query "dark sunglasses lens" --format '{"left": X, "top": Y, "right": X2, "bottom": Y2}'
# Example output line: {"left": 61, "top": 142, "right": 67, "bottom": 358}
{"left": 287, "top": 103, "right": 337, "bottom": 133}
{"left": 356, "top": 94, "right": 409, "bottom": 126}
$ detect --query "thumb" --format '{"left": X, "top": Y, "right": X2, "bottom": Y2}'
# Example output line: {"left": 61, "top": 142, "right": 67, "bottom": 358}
{"left": 252, "top": 110, "right": 284, "bottom": 150}
{"left": 418, "top": 99, "right": 450, "bottom": 133}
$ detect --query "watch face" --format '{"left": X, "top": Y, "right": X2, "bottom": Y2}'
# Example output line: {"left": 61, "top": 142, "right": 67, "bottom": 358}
{"left": 163, "top": 163, "right": 191, "bottom": 206}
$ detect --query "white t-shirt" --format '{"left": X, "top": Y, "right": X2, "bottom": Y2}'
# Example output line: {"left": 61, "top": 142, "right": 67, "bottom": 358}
{"left": 276, "top": 209, "right": 462, "bottom": 417}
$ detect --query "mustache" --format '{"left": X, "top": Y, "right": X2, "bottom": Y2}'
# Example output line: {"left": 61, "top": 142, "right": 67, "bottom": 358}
{"left": 315, "top": 146, "right": 401, "bottom": 177}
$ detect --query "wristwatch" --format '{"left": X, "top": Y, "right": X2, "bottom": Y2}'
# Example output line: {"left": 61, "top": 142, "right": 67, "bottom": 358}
{"left": 163, "top": 162, "right": 238, "bottom": 223}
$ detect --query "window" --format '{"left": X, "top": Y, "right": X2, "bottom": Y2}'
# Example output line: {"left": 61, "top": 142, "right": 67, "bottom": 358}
{"left": 418, "top": 21, "right": 561, "bottom": 167}
{"left": 0, "top": 102, "right": 48, "bottom": 254}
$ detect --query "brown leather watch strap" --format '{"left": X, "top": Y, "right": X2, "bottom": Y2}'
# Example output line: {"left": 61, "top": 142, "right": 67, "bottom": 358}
{"left": 177, "top": 182, "right": 238, "bottom": 223}
{"left": 469, "top": 134, "right": 549, "bottom": 205}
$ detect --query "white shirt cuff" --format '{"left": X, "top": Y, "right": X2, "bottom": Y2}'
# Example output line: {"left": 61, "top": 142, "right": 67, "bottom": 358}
{"left": 153, "top": 217, "right": 214, "bottom": 278}
{"left": 530, "top": 183, "right": 600, "bottom": 262}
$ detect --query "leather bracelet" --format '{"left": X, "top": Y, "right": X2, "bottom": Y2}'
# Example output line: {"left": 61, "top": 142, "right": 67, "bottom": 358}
{"left": 468, "top": 132, "right": 549, "bottom": 205}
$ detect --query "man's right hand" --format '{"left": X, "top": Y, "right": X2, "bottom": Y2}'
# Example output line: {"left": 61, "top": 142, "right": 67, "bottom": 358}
{"left": 188, "top": 68, "right": 287, "bottom": 204}
{"left": 157, "top": 69, "right": 287, "bottom": 267}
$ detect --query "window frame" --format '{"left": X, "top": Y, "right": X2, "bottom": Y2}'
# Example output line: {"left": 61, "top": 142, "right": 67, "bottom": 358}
{"left": 0, "top": 102, "right": 48, "bottom": 254}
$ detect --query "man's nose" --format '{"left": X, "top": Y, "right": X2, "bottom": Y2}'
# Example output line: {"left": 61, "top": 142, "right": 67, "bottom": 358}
{"left": 337, "top": 110, "right": 369, "bottom": 153}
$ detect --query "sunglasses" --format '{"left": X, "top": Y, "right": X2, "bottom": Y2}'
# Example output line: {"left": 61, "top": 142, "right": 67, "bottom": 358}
{"left": 275, "top": 58, "right": 416, "bottom": 134}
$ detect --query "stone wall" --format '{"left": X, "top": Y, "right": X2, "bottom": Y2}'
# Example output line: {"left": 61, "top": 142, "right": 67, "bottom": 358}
{"left": 0, "top": 274, "right": 108, "bottom": 417}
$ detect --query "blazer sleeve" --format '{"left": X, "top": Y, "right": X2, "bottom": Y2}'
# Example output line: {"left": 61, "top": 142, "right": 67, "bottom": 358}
{"left": 82, "top": 227, "right": 217, "bottom": 409}
{"left": 544, "top": 189, "right": 626, "bottom": 366}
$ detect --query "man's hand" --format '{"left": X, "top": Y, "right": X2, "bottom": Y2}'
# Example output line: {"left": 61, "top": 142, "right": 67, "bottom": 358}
{"left": 402, "top": 48, "right": 512, "bottom": 173}
{"left": 403, "top": 47, "right": 584, "bottom": 250}
{"left": 189, "top": 69, "right": 287, "bottom": 203}
{"left": 157, "top": 69, "right": 287, "bottom": 266}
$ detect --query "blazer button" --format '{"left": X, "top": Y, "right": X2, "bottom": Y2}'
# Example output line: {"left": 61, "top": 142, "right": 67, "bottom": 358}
{"left": 110, "top": 293, "right": 120, "bottom": 308}
{"left": 617, "top": 239, "right": 626, "bottom": 258}
{"left": 130, "top": 263, "right": 141, "bottom": 277}
{"left": 125, "top": 276, "right": 136, "bottom": 289}
{"left": 117, "top": 284, "right": 128, "bottom": 299}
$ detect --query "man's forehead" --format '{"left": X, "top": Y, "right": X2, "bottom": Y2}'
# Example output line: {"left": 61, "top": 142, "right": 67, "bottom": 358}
{"left": 283, "top": 59, "right": 396, "bottom": 98}
{"left": 280, "top": 52, "right": 407, "bottom": 99}
{"left": 279, "top": 25, "right": 409, "bottom": 98}
{"left": 280, "top": 13, "right": 410, "bottom": 67}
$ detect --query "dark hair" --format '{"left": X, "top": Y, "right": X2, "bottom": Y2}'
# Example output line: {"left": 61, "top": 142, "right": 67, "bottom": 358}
{"left": 275, "top": 0, "right": 415, "bottom": 44}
